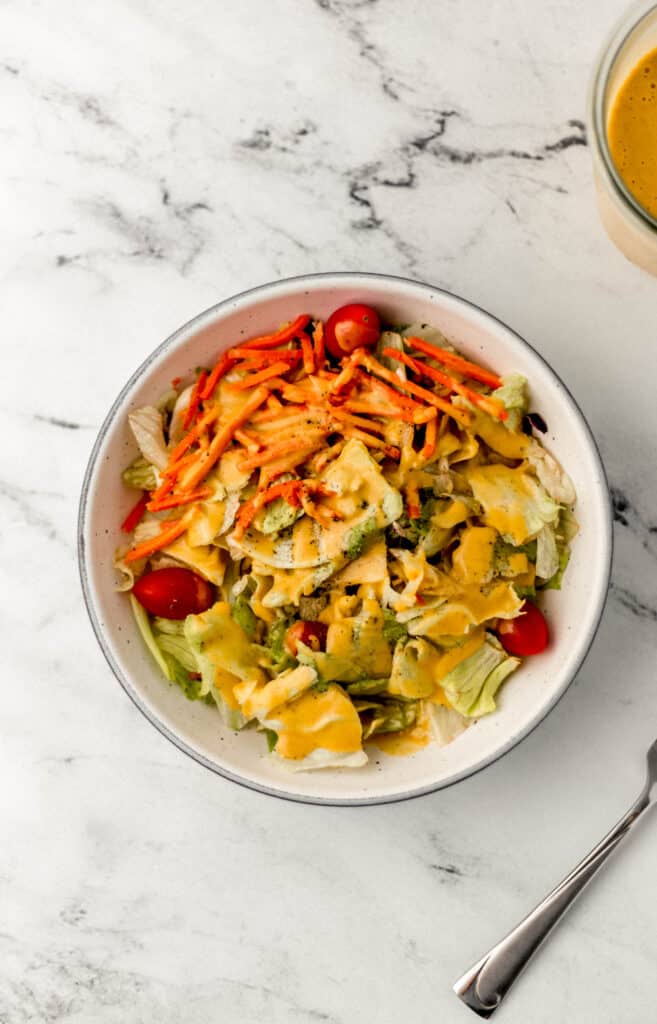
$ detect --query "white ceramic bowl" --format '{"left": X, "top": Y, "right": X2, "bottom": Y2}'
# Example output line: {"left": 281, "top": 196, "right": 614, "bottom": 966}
{"left": 79, "top": 273, "right": 612, "bottom": 805}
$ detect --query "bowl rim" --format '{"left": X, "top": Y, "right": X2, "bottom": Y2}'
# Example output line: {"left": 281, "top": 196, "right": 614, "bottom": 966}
{"left": 78, "top": 271, "right": 613, "bottom": 806}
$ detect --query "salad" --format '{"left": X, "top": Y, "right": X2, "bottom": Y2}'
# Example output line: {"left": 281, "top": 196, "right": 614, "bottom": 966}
{"left": 115, "top": 302, "right": 577, "bottom": 771}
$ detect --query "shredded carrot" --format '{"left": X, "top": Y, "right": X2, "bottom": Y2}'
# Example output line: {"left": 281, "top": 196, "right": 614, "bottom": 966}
{"left": 357, "top": 352, "right": 471, "bottom": 427}
{"left": 147, "top": 487, "right": 212, "bottom": 513}
{"left": 313, "top": 321, "right": 325, "bottom": 368}
{"left": 340, "top": 398, "right": 435, "bottom": 426}
{"left": 239, "top": 433, "right": 326, "bottom": 472}
{"left": 266, "top": 393, "right": 283, "bottom": 411}
{"left": 124, "top": 518, "right": 189, "bottom": 563}
{"left": 420, "top": 414, "right": 438, "bottom": 460}
{"left": 405, "top": 336, "right": 502, "bottom": 389}
{"left": 228, "top": 361, "right": 292, "bottom": 391}
{"left": 300, "top": 332, "right": 315, "bottom": 375}
{"left": 162, "top": 450, "right": 198, "bottom": 479}
{"left": 354, "top": 369, "right": 423, "bottom": 415}
{"left": 308, "top": 440, "right": 346, "bottom": 474}
{"left": 183, "top": 370, "right": 208, "bottom": 431}
{"left": 177, "top": 385, "right": 270, "bottom": 491}
{"left": 300, "top": 491, "right": 343, "bottom": 526}
{"left": 120, "top": 492, "right": 149, "bottom": 533}
{"left": 148, "top": 475, "right": 176, "bottom": 504}
{"left": 231, "top": 352, "right": 302, "bottom": 375}
{"left": 168, "top": 406, "right": 221, "bottom": 466}
{"left": 342, "top": 426, "right": 400, "bottom": 459}
{"left": 330, "top": 356, "right": 359, "bottom": 394}
{"left": 251, "top": 402, "right": 308, "bottom": 424}
{"left": 329, "top": 407, "right": 386, "bottom": 436}
{"left": 405, "top": 479, "right": 421, "bottom": 520}
{"left": 252, "top": 413, "right": 317, "bottom": 435}
{"left": 383, "top": 348, "right": 508, "bottom": 421}
{"left": 273, "top": 381, "right": 322, "bottom": 403}
{"left": 234, "top": 428, "right": 261, "bottom": 452}
{"left": 259, "top": 445, "right": 327, "bottom": 487}
{"left": 201, "top": 352, "right": 235, "bottom": 400}
{"left": 239, "top": 314, "right": 311, "bottom": 351}
{"left": 230, "top": 346, "right": 299, "bottom": 362}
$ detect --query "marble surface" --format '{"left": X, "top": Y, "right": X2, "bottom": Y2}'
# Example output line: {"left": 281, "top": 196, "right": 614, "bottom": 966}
{"left": 4, "top": 0, "right": 657, "bottom": 1020}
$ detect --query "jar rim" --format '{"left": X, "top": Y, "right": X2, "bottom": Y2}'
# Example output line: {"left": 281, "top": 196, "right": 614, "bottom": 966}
{"left": 591, "top": 0, "right": 657, "bottom": 233}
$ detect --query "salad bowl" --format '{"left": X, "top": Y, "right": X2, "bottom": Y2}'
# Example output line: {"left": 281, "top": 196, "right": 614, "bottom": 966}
{"left": 78, "top": 273, "right": 612, "bottom": 804}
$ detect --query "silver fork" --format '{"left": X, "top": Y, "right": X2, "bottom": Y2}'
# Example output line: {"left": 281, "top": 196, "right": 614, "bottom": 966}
{"left": 454, "top": 739, "right": 657, "bottom": 1018}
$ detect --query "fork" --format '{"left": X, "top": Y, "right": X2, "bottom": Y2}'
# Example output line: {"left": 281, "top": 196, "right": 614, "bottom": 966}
{"left": 453, "top": 739, "right": 657, "bottom": 1018}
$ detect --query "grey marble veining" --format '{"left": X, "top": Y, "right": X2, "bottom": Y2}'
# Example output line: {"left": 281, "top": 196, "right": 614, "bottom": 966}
{"left": 4, "top": 0, "right": 657, "bottom": 1021}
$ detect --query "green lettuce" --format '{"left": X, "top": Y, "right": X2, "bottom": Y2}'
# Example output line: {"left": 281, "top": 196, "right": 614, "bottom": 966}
{"left": 231, "top": 578, "right": 258, "bottom": 639}
{"left": 130, "top": 598, "right": 205, "bottom": 701}
{"left": 264, "top": 614, "right": 297, "bottom": 673}
{"left": 492, "top": 374, "right": 528, "bottom": 431}
{"left": 127, "top": 405, "right": 169, "bottom": 471}
{"left": 382, "top": 608, "right": 409, "bottom": 645}
{"left": 440, "top": 636, "right": 520, "bottom": 718}
{"left": 122, "top": 456, "right": 158, "bottom": 490}
{"left": 539, "top": 547, "right": 570, "bottom": 591}
{"left": 535, "top": 525, "right": 559, "bottom": 581}
{"left": 358, "top": 699, "right": 418, "bottom": 739}
{"left": 377, "top": 330, "right": 407, "bottom": 378}
{"left": 346, "top": 677, "right": 391, "bottom": 696}
{"left": 527, "top": 441, "right": 576, "bottom": 505}
{"left": 344, "top": 515, "right": 380, "bottom": 560}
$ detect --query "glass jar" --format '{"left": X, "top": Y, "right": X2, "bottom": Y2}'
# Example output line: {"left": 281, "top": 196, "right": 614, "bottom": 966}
{"left": 588, "top": 1, "right": 657, "bottom": 274}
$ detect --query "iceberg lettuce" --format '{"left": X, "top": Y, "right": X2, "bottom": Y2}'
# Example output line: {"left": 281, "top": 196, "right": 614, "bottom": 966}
{"left": 466, "top": 464, "right": 559, "bottom": 545}
{"left": 122, "top": 457, "right": 158, "bottom": 491}
{"left": 527, "top": 440, "right": 576, "bottom": 505}
{"left": 439, "top": 635, "right": 520, "bottom": 718}
{"left": 491, "top": 374, "right": 528, "bottom": 431}
{"left": 128, "top": 406, "right": 169, "bottom": 471}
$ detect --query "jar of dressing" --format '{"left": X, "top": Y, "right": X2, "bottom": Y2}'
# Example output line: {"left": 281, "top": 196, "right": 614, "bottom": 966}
{"left": 588, "top": 1, "right": 657, "bottom": 274}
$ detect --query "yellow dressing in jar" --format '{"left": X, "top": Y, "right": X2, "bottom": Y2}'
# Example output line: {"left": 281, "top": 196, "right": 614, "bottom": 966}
{"left": 608, "top": 47, "right": 657, "bottom": 220}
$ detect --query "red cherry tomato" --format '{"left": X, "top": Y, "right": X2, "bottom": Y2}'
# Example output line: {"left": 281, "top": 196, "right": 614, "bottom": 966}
{"left": 497, "top": 601, "right": 549, "bottom": 657}
{"left": 285, "top": 620, "right": 328, "bottom": 656}
{"left": 132, "top": 568, "right": 214, "bottom": 620}
{"left": 325, "top": 303, "right": 381, "bottom": 359}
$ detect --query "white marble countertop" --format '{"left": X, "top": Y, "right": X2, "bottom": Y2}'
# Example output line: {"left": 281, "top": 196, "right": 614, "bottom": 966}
{"left": 5, "top": 0, "right": 657, "bottom": 1020}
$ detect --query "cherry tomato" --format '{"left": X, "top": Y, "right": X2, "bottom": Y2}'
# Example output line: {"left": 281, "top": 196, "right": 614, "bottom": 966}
{"left": 132, "top": 568, "right": 214, "bottom": 620}
{"left": 284, "top": 620, "right": 328, "bottom": 656}
{"left": 325, "top": 303, "right": 381, "bottom": 359}
{"left": 497, "top": 601, "right": 549, "bottom": 657}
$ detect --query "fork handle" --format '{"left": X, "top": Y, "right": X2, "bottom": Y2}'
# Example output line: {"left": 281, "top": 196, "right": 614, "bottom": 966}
{"left": 453, "top": 788, "right": 653, "bottom": 1018}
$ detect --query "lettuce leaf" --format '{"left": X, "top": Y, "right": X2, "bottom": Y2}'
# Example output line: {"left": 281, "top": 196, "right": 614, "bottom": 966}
{"left": 377, "top": 330, "right": 406, "bottom": 379}
{"left": 388, "top": 638, "right": 436, "bottom": 698}
{"left": 130, "top": 597, "right": 206, "bottom": 701}
{"left": 264, "top": 614, "right": 297, "bottom": 673}
{"left": 128, "top": 406, "right": 169, "bottom": 471}
{"left": 130, "top": 594, "right": 170, "bottom": 679}
{"left": 122, "top": 457, "right": 158, "bottom": 490}
{"left": 345, "top": 678, "right": 391, "bottom": 696}
{"left": 527, "top": 440, "right": 576, "bottom": 505}
{"left": 382, "top": 608, "right": 408, "bottom": 645}
{"left": 491, "top": 374, "right": 528, "bottom": 431}
{"left": 231, "top": 578, "right": 258, "bottom": 639}
{"left": 539, "top": 546, "right": 570, "bottom": 591}
{"left": 359, "top": 699, "right": 418, "bottom": 739}
{"left": 428, "top": 704, "right": 470, "bottom": 747}
{"left": 535, "top": 524, "right": 559, "bottom": 581}
{"left": 440, "top": 635, "right": 520, "bottom": 718}
{"left": 466, "top": 465, "right": 559, "bottom": 545}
